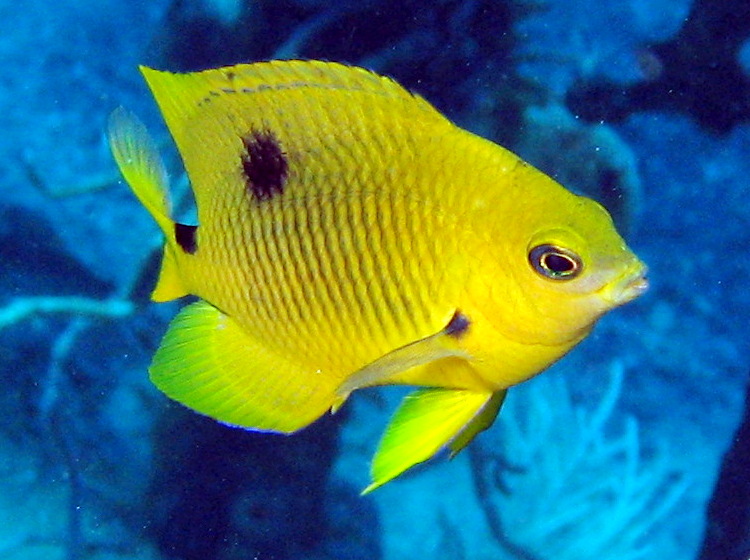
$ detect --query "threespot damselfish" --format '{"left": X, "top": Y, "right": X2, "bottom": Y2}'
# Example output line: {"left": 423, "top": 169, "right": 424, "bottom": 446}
{"left": 108, "top": 60, "right": 647, "bottom": 493}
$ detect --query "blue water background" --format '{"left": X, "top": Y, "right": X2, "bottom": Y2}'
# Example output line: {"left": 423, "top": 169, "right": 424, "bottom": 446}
{"left": 1, "top": 1, "right": 747, "bottom": 559}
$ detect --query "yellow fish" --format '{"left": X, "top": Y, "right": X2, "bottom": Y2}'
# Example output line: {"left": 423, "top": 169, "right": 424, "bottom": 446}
{"left": 109, "top": 60, "right": 647, "bottom": 493}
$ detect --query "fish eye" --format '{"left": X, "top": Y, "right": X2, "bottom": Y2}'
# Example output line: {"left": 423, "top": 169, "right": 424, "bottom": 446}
{"left": 528, "top": 244, "right": 583, "bottom": 280}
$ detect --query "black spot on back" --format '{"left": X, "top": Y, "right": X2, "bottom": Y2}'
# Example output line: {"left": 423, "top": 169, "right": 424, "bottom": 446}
{"left": 240, "top": 130, "right": 288, "bottom": 202}
{"left": 175, "top": 223, "right": 197, "bottom": 254}
{"left": 445, "top": 310, "right": 470, "bottom": 338}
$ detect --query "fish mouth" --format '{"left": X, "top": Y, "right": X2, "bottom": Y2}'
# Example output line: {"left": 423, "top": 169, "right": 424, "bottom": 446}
{"left": 601, "top": 260, "right": 649, "bottom": 307}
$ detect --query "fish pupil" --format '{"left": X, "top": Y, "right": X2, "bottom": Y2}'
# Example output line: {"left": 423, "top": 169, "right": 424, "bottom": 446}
{"left": 545, "top": 253, "right": 574, "bottom": 274}
{"left": 529, "top": 244, "right": 582, "bottom": 280}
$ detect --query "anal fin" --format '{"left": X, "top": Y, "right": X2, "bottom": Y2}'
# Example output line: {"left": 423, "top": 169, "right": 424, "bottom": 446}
{"left": 364, "top": 387, "right": 505, "bottom": 493}
{"left": 150, "top": 300, "right": 335, "bottom": 433}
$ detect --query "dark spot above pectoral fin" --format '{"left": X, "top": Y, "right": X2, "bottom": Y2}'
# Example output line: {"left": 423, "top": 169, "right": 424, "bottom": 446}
{"left": 175, "top": 223, "right": 197, "bottom": 254}
{"left": 241, "top": 130, "right": 288, "bottom": 202}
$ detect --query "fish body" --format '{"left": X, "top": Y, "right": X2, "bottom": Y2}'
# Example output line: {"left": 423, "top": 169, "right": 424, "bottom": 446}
{"left": 109, "top": 60, "right": 647, "bottom": 491}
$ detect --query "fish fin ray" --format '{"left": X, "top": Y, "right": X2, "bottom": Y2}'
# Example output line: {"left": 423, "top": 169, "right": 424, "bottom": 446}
{"left": 363, "top": 388, "right": 498, "bottom": 493}
{"left": 151, "top": 300, "right": 335, "bottom": 433}
{"left": 336, "top": 323, "right": 471, "bottom": 405}
{"left": 108, "top": 108, "right": 188, "bottom": 301}
{"left": 108, "top": 107, "right": 173, "bottom": 234}
{"left": 140, "top": 60, "right": 442, "bottom": 140}
{"left": 448, "top": 389, "right": 506, "bottom": 456}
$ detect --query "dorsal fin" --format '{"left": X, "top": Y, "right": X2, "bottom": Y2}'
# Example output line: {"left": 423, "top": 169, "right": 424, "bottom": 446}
{"left": 141, "top": 60, "right": 440, "bottom": 134}
{"left": 140, "top": 61, "right": 449, "bottom": 211}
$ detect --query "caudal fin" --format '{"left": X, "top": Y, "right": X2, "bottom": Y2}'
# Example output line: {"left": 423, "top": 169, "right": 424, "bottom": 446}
{"left": 108, "top": 108, "right": 188, "bottom": 301}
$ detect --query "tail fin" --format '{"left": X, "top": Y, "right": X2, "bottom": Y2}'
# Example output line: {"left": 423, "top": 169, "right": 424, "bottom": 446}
{"left": 108, "top": 108, "right": 188, "bottom": 302}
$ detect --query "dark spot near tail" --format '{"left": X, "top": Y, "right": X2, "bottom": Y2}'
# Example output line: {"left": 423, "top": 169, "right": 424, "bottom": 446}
{"left": 175, "top": 223, "right": 197, "bottom": 254}
{"left": 445, "top": 310, "right": 470, "bottom": 338}
{"left": 241, "top": 130, "right": 288, "bottom": 202}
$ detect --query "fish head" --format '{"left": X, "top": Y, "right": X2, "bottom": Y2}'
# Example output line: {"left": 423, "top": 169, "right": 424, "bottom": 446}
{"left": 485, "top": 190, "right": 647, "bottom": 349}
{"left": 527, "top": 193, "right": 646, "bottom": 333}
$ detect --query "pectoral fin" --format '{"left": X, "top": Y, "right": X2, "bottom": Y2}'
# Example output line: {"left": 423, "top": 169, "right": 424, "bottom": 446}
{"left": 335, "top": 311, "right": 473, "bottom": 409}
{"left": 363, "top": 387, "right": 505, "bottom": 494}
{"left": 151, "top": 300, "right": 337, "bottom": 433}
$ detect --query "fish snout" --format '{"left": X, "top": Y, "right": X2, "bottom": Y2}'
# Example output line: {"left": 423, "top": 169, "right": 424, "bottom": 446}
{"left": 610, "top": 262, "right": 649, "bottom": 306}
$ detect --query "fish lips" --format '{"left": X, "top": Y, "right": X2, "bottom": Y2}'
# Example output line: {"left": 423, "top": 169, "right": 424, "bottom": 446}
{"left": 601, "top": 261, "right": 649, "bottom": 307}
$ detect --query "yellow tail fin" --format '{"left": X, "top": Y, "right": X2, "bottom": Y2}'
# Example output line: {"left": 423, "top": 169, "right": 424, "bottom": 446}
{"left": 108, "top": 108, "right": 187, "bottom": 301}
